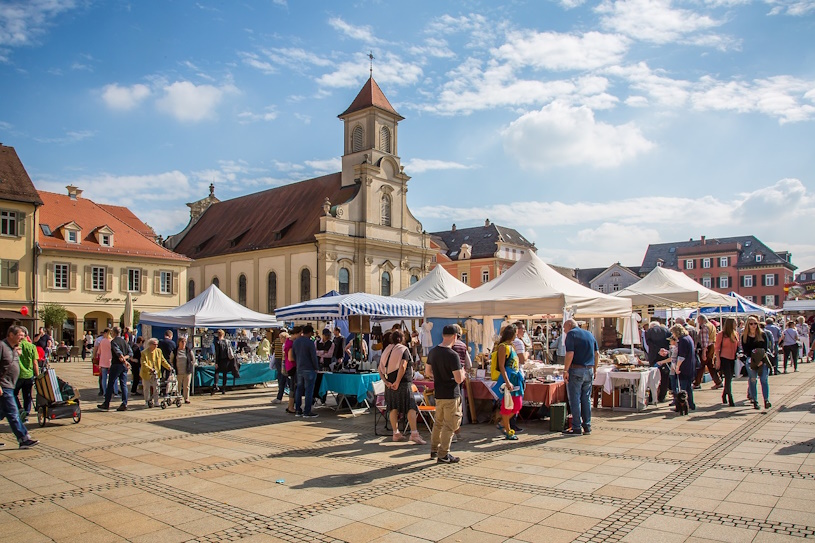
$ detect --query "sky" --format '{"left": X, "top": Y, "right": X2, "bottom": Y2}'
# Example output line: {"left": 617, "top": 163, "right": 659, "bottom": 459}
{"left": 1, "top": 0, "right": 814, "bottom": 274}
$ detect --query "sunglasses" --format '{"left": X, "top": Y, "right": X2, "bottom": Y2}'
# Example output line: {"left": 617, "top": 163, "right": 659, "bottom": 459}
{"left": 749, "top": 323, "right": 757, "bottom": 326}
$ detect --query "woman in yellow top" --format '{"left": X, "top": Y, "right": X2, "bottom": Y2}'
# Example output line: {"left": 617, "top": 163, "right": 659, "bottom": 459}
{"left": 491, "top": 324, "right": 523, "bottom": 440}
{"left": 140, "top": 338, "right": 172, "bottom": 408}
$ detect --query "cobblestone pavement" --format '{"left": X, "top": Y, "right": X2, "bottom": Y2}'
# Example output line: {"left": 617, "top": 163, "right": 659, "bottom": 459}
{"left": 0, "top": 361, "right": 813, "bottom": 543}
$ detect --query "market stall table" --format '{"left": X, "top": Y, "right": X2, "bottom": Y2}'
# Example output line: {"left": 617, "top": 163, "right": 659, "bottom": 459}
{"left": 594, "top": 366, "right": 660, "bottom": 411}
{"left": 318, "top": 371, "right": 381, "bottom": 416}
{"left": 417, "top": 378, "right": 566, "bottom": 419}
{"left": 194, "top": 362, "right": 277, "bottom": 391}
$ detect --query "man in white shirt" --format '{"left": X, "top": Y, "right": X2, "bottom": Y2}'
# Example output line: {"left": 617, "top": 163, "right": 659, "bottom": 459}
{"left": 513, "top": 321, "right": 529, "bottom": 364}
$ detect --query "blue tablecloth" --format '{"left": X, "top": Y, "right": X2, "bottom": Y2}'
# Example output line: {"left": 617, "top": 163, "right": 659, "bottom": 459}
{"left": 318, "top": 372, "right": 380, "bottom": 399}
{"left": 195, "top": 362, "right": 277, "bottom": 388}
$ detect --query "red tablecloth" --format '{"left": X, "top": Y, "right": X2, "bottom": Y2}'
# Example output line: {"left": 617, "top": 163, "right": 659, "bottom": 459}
{"left": 416, "top": 379, "right": 565, "bottom": 407}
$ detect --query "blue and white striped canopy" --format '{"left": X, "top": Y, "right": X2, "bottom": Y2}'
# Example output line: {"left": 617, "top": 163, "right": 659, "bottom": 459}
{"left": 274, "top": 292, "right": 424, "bottom": 321}
{"left": 689, "top": 291, "right": 779, "bottom": 318}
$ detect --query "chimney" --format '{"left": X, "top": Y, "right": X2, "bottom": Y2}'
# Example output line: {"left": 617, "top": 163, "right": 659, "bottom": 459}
{"left": 701, "top": 235, "right": 706, "bottom": 245}
{"left": 451, "top": 223, "right": 456, "bottom": 232}
{"left": 66, "top": 185, "right": 83, "bottom": 200}
{"left": 485, "top": 218, "right": 491, "bottom": 227}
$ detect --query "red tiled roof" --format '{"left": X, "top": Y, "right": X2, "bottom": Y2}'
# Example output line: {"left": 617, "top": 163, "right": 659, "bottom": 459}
{"left": 0, "top": 145, "right": 43, "bottom": 206}
{"left": 37, "top": 191, "right": 189, "bottom": 262}
{"left": 173, "top": 173, "right": 359, "bottom": 260}
{"left": 338, "top": 77, "right": 403, "bottom": 120}
{"left": 99, "top": 203, "right": 157, "bottom": 239}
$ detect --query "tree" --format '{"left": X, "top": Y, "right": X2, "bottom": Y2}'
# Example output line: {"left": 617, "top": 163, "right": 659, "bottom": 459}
{"left": 39, "top": 303, "right": 68, "bottom": 330}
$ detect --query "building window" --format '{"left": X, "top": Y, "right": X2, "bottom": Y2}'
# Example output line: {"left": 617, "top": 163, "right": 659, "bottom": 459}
{"left": 702, "top": 258, "right": 711, "bottom": 269}
{"left": 410, "top": 274, "right": 419, "bottom": 285}
{"left": 381, "top": 271, "right": 391, "bottom": 296}
{"left": 53, "top": 263, "right": 68, "bottom": 289}
{"left": 351, "top": 125, "right": 364, "bottom": 152}
{"left": 300, "top": 268, "right": 311, "bottom": 302}
{"left": 380, "top": 194, "right": 391, "bottom": 227}
{"left": 744, "top": 275, "right": 753, "bottom": 288}
{"left": 461, "top": 272, "right": 468, "bottom": 285}
{"left": 765, "top": 274, "right": 775, "bottom": 287}
{"left": 267, "top": 272, "right": 277, "bottom": 312}
{"left": 0, "top": 260, "right": 19, "bottom": 287}
{"left": 0, "top": 210, "right": 18, "bottom": 236}
{"left": 656, "top": 261, "right": 663, "bottom": 267}
{"left": 702, "top": 276, "right": 712, "bottom": 289}
{"left": 482, "top": 270, "right": 490, "bottom": 283}
{"left": 597, "top": 285, "right": 605, "bottom": 293}
{"left": 188, "top": 279, "right": 195, "bottom": 301}
{"left": 685, "top": 259, "right": 694, "bottom": 270}
{"left": 66, "top": 230, "right": 79, "bottom": 243}
{"left": 756, "top": 254, "right": 763, "bottom": 262}
{"left": 100, "top": 234, "right": 112, "bottom": 246}
{"left": 338, "top": 267, "right": 350, "bottom": 295}
{"left": 160, "top": 271, "right": 172, "bottom": 294}
{"left": 719, "top": 275, "right": 729, "bottom": 289}
{"left": 744, "top": 295, "right": 753, "bottom": 302}
{"left": 127, "top": 269, "right": 140, "bottom": 292}
{"left": 612, "top": 284, "right": 620, "bottom": 291}
{"left": 764, "top": 295, "right": 774, "bottom": 306}
{"left": 380, "top": 126, "right": 391, "bottom": 153}
{"left": 238, "top": 274, "right": 247, "bottom": 306}
{"left": 720, "top": 257, "right": 728, "bottom": 267}
{"left": 212, "top": 277, "right": 220, "bottom": 288}
{"left": 91, "top": 266, "right": 106, "bottom": 291}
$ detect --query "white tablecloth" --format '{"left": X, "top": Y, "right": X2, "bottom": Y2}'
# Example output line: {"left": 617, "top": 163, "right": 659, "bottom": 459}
{"left": 596, "top": 367, "right": 660, "bottom": 407}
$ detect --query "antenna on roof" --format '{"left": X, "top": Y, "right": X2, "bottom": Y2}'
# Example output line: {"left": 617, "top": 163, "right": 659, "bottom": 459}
{"left": 368, "top": 50, "right": 374, "bottom": 77}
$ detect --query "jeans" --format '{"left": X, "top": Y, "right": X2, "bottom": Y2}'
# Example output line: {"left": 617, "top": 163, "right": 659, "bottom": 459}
{"left": 678, "top": 377, "right": 696, "bottom": 410}
{"left": 104, "top": 364, "right": 129, "bottom": 406}
{"left": 430, "top": 397, "right": 462, "bottom": 457}
{"left": 567, "top": 366, "right": 593, "bottom": 433}
{"left": 747, "top": 363, "right": 769, "bottom": 403}
{"left": 719, "top": 357, "right": 735, "bottom": 405}
{"left": 782, "top": 344, "right": 799, "bottom": 372}
{"left": 295, "top": 370, "right": 317, "bottom": 415}
{"left": 100, "top": 367, "right": 120, "bottom": 396}
{"left": 0, "top": 388, "right": 30, "bottom": 443}
{"left": 655, "top": 364, "right": 670, "bottom": 402}
{"left": 14, "top": 377, "right": 34, "bottom": 415}
{"left": 275, "top": 361, "right": 288, "bottom": 401}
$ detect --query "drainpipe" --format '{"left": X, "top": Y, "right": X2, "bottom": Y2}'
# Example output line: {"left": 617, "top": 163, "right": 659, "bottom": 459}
{"left": 32, "top": 206, "right": 39, "bottom": 329}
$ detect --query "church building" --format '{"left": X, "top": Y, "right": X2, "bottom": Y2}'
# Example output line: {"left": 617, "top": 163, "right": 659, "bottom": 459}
{"left": 167, "top": 78, "right": 431, "bottom": 311}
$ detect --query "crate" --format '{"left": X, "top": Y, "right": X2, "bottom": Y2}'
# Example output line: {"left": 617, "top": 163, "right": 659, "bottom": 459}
{"left": 35, "top": 369, "right": 63, "bottom": 403}
{"left": 549, "top": 402, "right": 567, "bottom": 432}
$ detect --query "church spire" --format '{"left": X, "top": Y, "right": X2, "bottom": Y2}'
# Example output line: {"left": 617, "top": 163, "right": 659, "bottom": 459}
{"left": 338, "top": 76, "right": 403, "bottom": 120}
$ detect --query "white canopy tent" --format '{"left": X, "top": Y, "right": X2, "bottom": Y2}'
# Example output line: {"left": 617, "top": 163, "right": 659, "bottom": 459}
{"left": 392, "top": 265, "right": 472, "bottom": 302}
{"left": 140, "top": 284, "right": 281, "bottom": 328}
{"left": 613, "top": 266, "right": 734, "bottom": 308}
{"left": 424, "top": 251, "right": 632, "bottom": 319}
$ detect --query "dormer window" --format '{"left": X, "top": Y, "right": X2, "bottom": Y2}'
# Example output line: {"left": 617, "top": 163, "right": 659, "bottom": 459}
{"left": 100, "top": 234, "right": 111, "bottom": 246}
{"left": 67, "top": 230, "right": 79, "bottom": 243}
{"left": 755, "top": 254, "right": 763, "bottom": 263}
{"left": 94, "top": 225, "right": 114, "bottom": 247}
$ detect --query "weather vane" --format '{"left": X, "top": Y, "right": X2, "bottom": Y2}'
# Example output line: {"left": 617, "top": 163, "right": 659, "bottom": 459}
{"left": 368, "top": 50, "right": 374, "bottom": 77}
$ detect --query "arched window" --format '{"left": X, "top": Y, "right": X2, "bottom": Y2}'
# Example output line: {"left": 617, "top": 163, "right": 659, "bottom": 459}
{"left": 380, "top": 194, "right": 391, "bottom": 227}
{"left": 212, "top": 276, "right": 219, "bottom": 288}
{"left": 187, "top": 279, "right": 195, "bottom": 302}
{"left": 267, "top": 272, "right": 277, "bottom": 312}
{"left": 339, "top": 267, "right": 350, "bottom": 295}
{"left": 300, "top": 268, "right": 311, "bottom": 302}
{"left": 352, "top": 125, "right": 364, "bottom": 152}
{"left": 380, "top": 126, "right": 391, "bottom": 153}
{"left": 238, "top": 274, "right": 247, "bottom": 306}
{"left": 410, "top": 274, "right": 419, "bottom": 285}
{"left": 381, "top": 271, "right": 391, "bottom": 296}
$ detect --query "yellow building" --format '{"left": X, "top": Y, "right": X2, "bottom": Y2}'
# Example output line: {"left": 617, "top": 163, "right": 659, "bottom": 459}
{"left": 167, "top": 77, "right": 431, "bottom": 311}
{"left": 0, "top": 145, "right": 43, "bottom": 335}
{"left": 37, "top": 186, "right": 190, "bottom": 343}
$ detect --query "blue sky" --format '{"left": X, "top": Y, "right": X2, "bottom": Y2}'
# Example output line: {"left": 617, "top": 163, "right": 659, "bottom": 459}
{"left": 1, "top": 0, "right": 814, "bottom": 272}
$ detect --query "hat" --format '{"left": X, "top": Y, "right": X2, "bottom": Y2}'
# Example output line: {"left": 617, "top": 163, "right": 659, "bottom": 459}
{"left": 442, "top": 324, "right": 458, "bottom": 336}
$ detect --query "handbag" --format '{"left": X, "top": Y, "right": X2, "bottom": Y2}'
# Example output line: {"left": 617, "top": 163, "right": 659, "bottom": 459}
{"left": 226, "top": 342, "right": 235, "bottom": 360}
{"left": 750, "top": 348, "right": 767, "bottom": 371}
{"left": 502, "top": 383, "right": 513, "bottom": 411}
{"left": 92, "top": 354, "right": 101, "bottom": 376}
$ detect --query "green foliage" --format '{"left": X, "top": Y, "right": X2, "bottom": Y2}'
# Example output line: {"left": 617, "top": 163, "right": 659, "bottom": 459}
{"left": 39, "top": 303, "right": 68, "bottom": 330}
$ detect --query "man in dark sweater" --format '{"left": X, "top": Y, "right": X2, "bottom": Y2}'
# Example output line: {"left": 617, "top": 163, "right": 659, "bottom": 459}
{"left": 0, "top": 326, "right": 38, "bottom": 448}
{"left": 98, "top": 327, "right": 132, "bottom": 412}
{"left": 645, "top": 320, "right": 672, "bottom": 402}
{"left": 293, "top": 324, "right": 319, "bottom": 418}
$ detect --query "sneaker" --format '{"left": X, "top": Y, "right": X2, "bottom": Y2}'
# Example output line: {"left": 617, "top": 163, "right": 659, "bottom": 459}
{"left": 97, "top": 403, "right": 110, "bottom": 411}
{"left": 303, "top": 412, "right": 318, "bottom": 419}
{"left": 270, "top": 398, "right": 282, "bottom": 404}
{"left": 764, "top": 401, "right": 772, "bottom": 409}
{"left": 512, "top": 426, "right": 525, "bottom": 434}
{"left": 295, "top": 411, "right": 303, "bottom": 417}
{"left": 692, "top": 385, "right": 702, "bottom": 390}
{"left": 392, "top": 432, "right": 406, "bottom": 442}
{"left": 437, "top": 454, "right": 460, "bottom": 464}
{"left": 409, "top": 433, "right": 426, "bottom": 445}
{"left": 430, "top": 451, "right": 438, "bottom": 459}
{"left": 19, "top": 439, "right": 39, "bottom": 449}
{"left": 116, "top": 404, "right": 128, "bottom": 411}
{"left": 582, "top": 427, "right": 592, "bottom": 435}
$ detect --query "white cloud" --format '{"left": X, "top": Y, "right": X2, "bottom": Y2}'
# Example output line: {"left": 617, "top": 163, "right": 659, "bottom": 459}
{"left": 263, "top": 47, "right": 332, "bottom": 69}
{"left": 33, "top": 129, "right": 94, "bottom": 144}
{"left": 605, "top": 62, "right": 691, "bottom": 108}
{"left": 403, "top": 159, "right": 475, "bottom": 174}
{"left": 237, "top": 106, "right": 277, "bottom": 123}
{"left": 101, "top": 83, "right": 151, "bottom": 111}
{"left": 155, "top": 81, "right": 236, "bottom": 122}
{"left": 239, "top": 52, "right": 276, "bottom": 74}
{"left": 559, "top": 0, "right": 587, "bottom": 8}
{"left": 316, "top": 52, "right": 422, "bottom": 88}
{"left": 408, "top": 37, "right": 456, "bottom": 59}
{"left": 501, "top": 101, "right": 655, "bottom": 169}
{"left": 596, "top": 0, "right": 724, "bottom": 45}
{"left": 0, "top": 0, "right": 77, "bottom": 49}
{"left": 495, "top": 30, "right": 629, "bottom": 71}
{"left": 691, "top": 75, "right": 815, "bottom": 123}
{"left": 767, "top": 0, "right": 815, "bottom": 15}
{"left": 304, "top": 157, "right": 341, "bottom": 175}
{"left": 328, "top": 17, "right": 383, "bottom": 44}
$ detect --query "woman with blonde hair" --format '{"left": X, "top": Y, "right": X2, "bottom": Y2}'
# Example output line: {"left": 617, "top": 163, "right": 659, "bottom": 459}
{"left": 714, "top": 317, "right": 739, "bottom": 407}
{"left": 741, "top": 316, "right": 770, "bottom": 410}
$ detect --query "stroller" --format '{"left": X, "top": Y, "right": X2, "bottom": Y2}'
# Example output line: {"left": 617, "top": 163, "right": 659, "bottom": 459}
{"left": 35, "top": 366, "right": 81, "bottom": 426}
{"left": 158, "top": 370, "right": 183, "bottom": 409}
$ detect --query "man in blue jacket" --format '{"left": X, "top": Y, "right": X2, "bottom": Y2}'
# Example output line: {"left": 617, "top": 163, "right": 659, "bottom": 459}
{"left": 293, "top": 324, "right": 319, "bottom": 418}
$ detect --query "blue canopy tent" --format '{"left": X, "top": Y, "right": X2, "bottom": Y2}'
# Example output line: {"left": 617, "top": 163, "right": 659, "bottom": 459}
{"left": 689, "top": 291, "right": 779, "bottom": 318}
